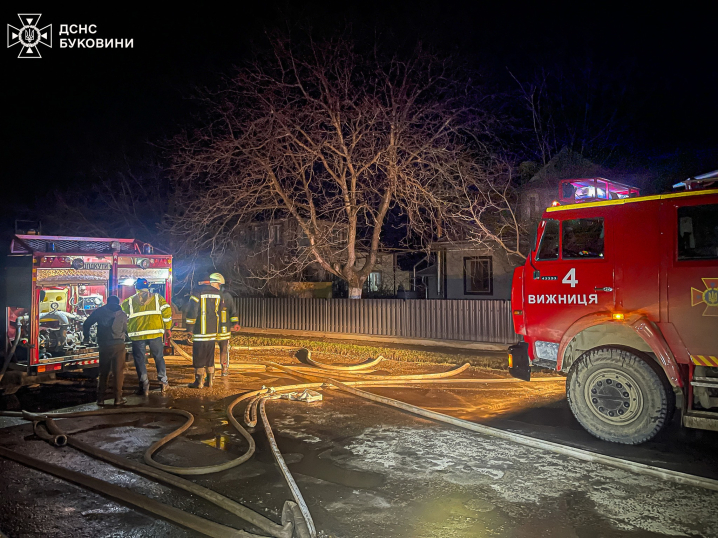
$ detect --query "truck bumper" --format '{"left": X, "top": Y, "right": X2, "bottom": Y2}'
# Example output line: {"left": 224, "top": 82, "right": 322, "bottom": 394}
{"left": 508, "top": 342, "right": 531, "bottom": 382}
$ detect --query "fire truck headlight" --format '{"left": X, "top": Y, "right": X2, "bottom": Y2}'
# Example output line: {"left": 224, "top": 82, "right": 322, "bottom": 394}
{"left": 120, "top": 278, "right": 135, "bottom": 286}
{"left": 612, "top": 313, "right": 625, "bottom": 321}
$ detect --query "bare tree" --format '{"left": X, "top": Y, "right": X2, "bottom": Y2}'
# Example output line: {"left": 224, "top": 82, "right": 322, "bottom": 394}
{"left": 44, "top": 158, "right": 172, "bottom": 247}
{"left": 510, "top": 62, "right": 629, "bottom": 165}
{"left": 443, "top": 156, "right": 527, "bottom": 260}
{"left": 169, "top": 34, "right": 500, "bottom": 298}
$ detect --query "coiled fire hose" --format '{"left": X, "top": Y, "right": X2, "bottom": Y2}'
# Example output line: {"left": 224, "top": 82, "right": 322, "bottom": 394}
{"left": 20, "top": 340, "right": 692, "bottom": 538}
{"left": 0, "top": 443, "right": 266, "bottom": 538}
{"left": 0, "top": 406, "right": 299, "bottom": 538}
{"left": 0, "top": 341, "right": 555, "bottom": 538}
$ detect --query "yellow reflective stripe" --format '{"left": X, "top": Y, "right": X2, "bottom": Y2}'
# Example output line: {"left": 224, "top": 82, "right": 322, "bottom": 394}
{"left": 193, "top": 334, "right": 217, "bottom": 341}
{"left": 128, "top": 329, "right": 165, "bottom": 337}
{"left": 190, "top": 296, "right": 199, "bottom": 303}
{"left": 230, "top": 317, "right": 239, "bottom": 322}
{"left": 200, "top": 294, "right": 221, "bottom": 299}
{"left": 129, "top": 310, "right": 161, "bottom": 319}
{"left": 546, "top": 188, "right": 718, "bottom": 212}
{"left": 186, "top": 318, "right": 196, "bottom": 324}
{"left": 127, "top": 295, "right": 162, "bottom": 318}
{"left": 216, "top": 334, "right": 231, "bottom": 341}
{"left": 160, "top": 303, "right": 171, "bottom": 310}
{"left": 691, "top": 355, "right": 718, "bottom": 366}
{"left": 201, "top": 297, "right": 206, "bottom": 334}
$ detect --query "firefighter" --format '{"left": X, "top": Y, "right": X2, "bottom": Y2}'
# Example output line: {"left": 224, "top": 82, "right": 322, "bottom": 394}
{"left": 185, "top": 276, "right": 226, "bottom": 388}
{"left": 121, "top": 278, "right": 172, "bottom": 395}
{"left": 82, "top": 295, "right": 128, "bottom": 406}
{"left": 208, "top": 272, "right": 240, "bottom": 376}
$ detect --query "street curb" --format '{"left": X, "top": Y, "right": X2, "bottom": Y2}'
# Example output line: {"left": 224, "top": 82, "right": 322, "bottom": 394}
{"left": 235, "top": 327, "right": 511, "bottom": 352}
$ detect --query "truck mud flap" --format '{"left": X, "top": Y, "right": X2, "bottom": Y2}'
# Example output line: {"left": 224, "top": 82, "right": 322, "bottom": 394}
{"left": 508, "top": 342, "right": 531, "bottom": 382}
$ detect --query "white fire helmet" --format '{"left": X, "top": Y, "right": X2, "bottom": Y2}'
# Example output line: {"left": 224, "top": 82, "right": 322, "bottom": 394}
{"left": 209, "top": 272, "right": 225, "bottom": 285}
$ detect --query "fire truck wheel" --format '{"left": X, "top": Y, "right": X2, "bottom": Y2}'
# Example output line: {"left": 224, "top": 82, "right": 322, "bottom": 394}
{"left": 566, "top": 346, "right": 675, "bottom": 445}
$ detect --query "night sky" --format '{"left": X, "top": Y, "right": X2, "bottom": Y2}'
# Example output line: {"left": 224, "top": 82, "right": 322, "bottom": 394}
{"left": 3, "top": 3, "right": 716, "bottom": 234}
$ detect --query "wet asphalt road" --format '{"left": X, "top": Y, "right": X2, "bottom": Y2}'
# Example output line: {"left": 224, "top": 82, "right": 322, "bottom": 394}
{"left": 1, "top": 366, "right": 718, "bottom": 538}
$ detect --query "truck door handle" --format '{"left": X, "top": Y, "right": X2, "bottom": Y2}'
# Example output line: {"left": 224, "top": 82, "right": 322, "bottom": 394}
{"left": 594, "top": 287, "right": 613, "bottom": 292}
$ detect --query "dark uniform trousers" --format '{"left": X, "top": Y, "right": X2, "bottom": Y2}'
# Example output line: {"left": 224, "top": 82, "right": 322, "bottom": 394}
{"left": 192, "top": 340, "right": 216, "bottom": 369}
{"left": 97, "top": 343, "right": 126, "bottom": 401}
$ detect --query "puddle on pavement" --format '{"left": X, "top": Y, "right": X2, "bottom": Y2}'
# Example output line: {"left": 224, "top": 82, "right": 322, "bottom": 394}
{"left": 275, "top": 434, "right": 384, "bottom": 489}
{"left": 191, "top": 423, "right": 385, "bottom": 489}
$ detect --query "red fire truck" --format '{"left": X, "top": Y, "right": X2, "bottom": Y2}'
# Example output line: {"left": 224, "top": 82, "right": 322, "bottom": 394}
{"left": 509, "top": 174, "right": 718, "bottom": 444}
{"left": 1, "top": 235, "right": 173, "bottom": 394}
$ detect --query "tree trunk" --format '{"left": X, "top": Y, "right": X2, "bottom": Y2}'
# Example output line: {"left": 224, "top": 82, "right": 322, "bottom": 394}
{"left": 348, "top": 287, "right": 362, "bottom": 299}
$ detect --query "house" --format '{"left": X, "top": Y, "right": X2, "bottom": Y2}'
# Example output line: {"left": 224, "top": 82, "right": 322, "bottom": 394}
{"left": 416, "top": 240, "right": 518, "bottom": 300}
{"left": 417, "top": 148, "right": 644, "bottom": 300}
{"left": 519, "top": 147, "right": 608, "bottom": 227}
{"left": 222, "top": 218, "right": 413, "bottom": 298}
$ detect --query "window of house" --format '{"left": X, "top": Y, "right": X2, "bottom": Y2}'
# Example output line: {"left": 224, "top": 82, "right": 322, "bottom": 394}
{"left": 678, "top": 204, "right": 718, "bottom": 260}
{"left": 536, "top": 219, "right": 559, "bottom": 260}
{"left": 269, "top": 224, "right": 283, "bottom": 246}
{"left": 366, "top": 271, "right": 382, "bottom": 292}
{"left": 464, "top": 256, "right": 493, "bottom": 295}
{"left": 562, "top": 218, "right": 604, "bottom": 259}
{"left": 527, "top": 193, "right": 540, "bottom": 220}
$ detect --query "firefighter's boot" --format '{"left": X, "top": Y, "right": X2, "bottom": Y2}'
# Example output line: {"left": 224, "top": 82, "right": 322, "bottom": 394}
{"left": 221, "top": 358, "right": 229, "bottom": 377}
{"left": 136, "top": 381, "right": 149, "bottom": 396}
{"left": 206, "top": 367, "right": 215, "bottom": 388}
{"left": 188, "top": 368, "right": 205, "bottom": 389}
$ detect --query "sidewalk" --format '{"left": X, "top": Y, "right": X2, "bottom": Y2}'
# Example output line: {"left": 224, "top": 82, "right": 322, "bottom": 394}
{"left": 236, "top": 327, "right": 512, "bottom": 352}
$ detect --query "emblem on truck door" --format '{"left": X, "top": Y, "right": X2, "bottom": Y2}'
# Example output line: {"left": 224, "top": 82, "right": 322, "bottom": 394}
{"left": 691, "top": 278, "right": 718, "bottom": 316}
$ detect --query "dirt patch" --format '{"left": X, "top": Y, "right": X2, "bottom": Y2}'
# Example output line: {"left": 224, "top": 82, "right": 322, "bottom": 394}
{"left": 227, "top": 333, "right": 512, "bottom": 369}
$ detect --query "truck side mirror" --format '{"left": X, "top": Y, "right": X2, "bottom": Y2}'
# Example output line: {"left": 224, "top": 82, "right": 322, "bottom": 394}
{"left": 529, "top": 252, "right": 540, "bottom": 279}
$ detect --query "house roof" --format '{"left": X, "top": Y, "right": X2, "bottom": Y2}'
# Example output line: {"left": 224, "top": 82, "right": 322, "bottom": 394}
{"left": 528, "top": 147, "right": 605, "bottom": 185}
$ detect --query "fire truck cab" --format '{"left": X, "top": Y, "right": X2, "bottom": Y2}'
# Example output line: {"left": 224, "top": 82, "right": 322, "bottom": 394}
{"left": 509, "top": 175, "right": 718, "bottom": 444}
{"left": 1, "top": 235, "right": 173, "bottom": 394}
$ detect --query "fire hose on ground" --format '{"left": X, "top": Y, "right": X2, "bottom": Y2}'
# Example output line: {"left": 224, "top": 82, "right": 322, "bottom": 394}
{"left": 163, "top": 342, "right": 718, "bottom": 493}
{"left": 4, "top": 341, "right": 718, "bottom": 538}
{"left": 0, "top": 344, "right": 559, "bottom": 538}
{"left": 0, "top": 354, "right": 483, "bottom": 537}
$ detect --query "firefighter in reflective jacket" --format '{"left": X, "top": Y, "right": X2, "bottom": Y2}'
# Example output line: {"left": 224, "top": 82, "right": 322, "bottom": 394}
{"left": 208, "top": 272, "right": 240, "bottom": 376}
{"left": 121, "top": 278, "right": 173, "bottom": 395}
{"left": 185, "top": 277, "right": 228, "bottom": 388}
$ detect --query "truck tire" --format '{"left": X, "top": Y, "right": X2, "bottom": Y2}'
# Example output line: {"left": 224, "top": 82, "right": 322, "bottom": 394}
{"left": 566, "top": 346, "right": 674, "bottom": 445}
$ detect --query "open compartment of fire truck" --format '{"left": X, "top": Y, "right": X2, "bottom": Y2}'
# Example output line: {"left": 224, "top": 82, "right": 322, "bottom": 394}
{"left": 1, "top": 235, "right": 172, "bottom": 393}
